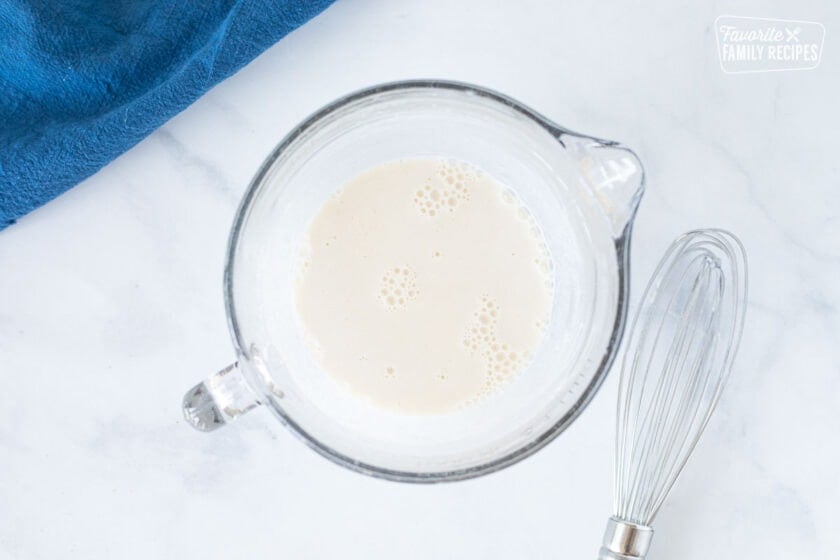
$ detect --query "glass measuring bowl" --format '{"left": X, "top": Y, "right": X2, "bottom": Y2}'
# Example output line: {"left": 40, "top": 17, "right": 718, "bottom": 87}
{"left": 182, "top": 81, "right": 645, "bottom": 482}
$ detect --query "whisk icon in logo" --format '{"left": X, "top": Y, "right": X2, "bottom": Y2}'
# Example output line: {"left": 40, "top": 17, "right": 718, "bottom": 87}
{"left": 715, "top": 15, "right": 825, "bottom": 73}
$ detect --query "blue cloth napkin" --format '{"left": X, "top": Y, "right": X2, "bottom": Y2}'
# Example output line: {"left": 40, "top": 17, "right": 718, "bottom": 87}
{"left": 0, "top": 0, "right": 334, "bottom": 230}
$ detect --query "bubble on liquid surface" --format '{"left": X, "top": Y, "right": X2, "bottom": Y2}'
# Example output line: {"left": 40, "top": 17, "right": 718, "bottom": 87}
{"left": 460, "top": 295, "right": 537, "bottom": 404}
{"left": 412, "top": 160, "right": 477, "bottom": 218}
{"left": 379, "top": 266, "right": 419, "bottom": 310}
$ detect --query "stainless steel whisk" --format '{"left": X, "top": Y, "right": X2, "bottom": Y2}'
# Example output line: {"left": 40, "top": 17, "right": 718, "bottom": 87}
{"left": 599, "top": 229, "right": 747, "bottom": 559}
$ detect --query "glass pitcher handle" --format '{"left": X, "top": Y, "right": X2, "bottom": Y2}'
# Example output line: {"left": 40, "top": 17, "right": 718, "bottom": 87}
{"left": 182, "top": 362, "right": 261, "bottom": 432}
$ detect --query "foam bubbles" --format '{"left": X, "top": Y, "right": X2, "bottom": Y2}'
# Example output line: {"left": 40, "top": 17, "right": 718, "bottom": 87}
{"left": 532, "top": 239, "right": 554, "bottom": 288}
{"left": 498, "top": 189, "right": 555, "bottom": 288}
{"left": 461, "top": 296, "right": 528, "bottom": 405}
{"left": 412, "top": 160, "right": 477, "bottom": 217}
{"left": 379, "top": 266, "right": 418, "bottom": 310}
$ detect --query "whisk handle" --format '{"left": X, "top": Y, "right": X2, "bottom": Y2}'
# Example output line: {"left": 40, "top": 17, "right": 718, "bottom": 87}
{"left": 598, "top": 517, "right": 653, "bottom": 560}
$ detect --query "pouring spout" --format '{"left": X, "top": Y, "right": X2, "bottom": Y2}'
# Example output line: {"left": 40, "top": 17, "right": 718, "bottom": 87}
{"left": 562, "top": 133, "right": 645, "bottom": 239}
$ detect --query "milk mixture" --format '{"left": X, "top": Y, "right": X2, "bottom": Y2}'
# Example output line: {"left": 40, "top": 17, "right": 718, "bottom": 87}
{"left": 295, "top": 158, "right": 553, "bottom": 413}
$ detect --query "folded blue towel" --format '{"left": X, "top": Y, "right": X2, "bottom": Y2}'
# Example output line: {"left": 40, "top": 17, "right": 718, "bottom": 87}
{"left": 0, "top": 0, "right": 334, "bottom": 230}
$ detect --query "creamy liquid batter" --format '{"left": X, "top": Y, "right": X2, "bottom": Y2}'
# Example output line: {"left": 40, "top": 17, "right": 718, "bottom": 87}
{"left": 295, "top": 158, "right": 553, "bottom": 413}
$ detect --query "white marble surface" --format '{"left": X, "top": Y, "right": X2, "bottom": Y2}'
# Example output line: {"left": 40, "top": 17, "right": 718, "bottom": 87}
{"left": 1, "top": 1, "right": 838, "bottom": 558}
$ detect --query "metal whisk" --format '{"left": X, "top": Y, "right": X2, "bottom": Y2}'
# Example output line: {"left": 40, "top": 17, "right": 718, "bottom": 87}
{"left": 599, "top": 229, "right": 747, "bottom": 560}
